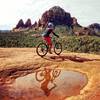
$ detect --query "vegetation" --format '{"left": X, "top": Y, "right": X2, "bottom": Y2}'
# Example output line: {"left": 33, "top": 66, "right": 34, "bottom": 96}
{"left": 0, "top": 26, "right": 100, "bottom": 54}
{"left": 0, "top": 31, "right": 42, "bottom": 47}
{"left": 60, "top": 36, "right": 100, "bottom": 54}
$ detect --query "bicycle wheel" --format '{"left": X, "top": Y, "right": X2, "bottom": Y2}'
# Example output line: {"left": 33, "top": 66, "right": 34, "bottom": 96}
{"left": 52, "top": 69, "right": 61, "bottom": 78}
{"left": 36, "top": 42, "right": 48, "bottom": 57}
{"left": 35, "top": 70, "right": 45, "bottom": 82}
{"left": 54, "top": 42, "right": 62, "bottom": 55}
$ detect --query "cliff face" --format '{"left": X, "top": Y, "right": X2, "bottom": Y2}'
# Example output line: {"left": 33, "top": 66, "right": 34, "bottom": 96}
{"left": 15, "top": 19, "right": 32, "bottom": 29}
{"left": 24, "top": 19, "right": 32, "bottom": 28}
{"left": 13, "top": 6, "right": 80, "bottom": 31}
{"left": 15, "top": 19, "right": 25, "bottom": 29}
{"left": 88, "top": 23, "right": 100, "bottom": 31}
{"left": 40, "top": 6, "right": 73, "bottom": 27}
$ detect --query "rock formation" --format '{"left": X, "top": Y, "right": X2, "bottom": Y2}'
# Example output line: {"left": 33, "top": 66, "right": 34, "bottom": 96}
{"left": 40, "top": 6, "right": 73, "bottom": 27}
{"left": 15, "top": 19, "right": 25, "bottom": 29}
{"left": 13, "top": 6, "right": 81, "bottom": 32}
{"left": 24, "top": 19, "right": 32, "bottom": 28}
{"left": 88, "top": 23, "right": 100, "bottom": 33}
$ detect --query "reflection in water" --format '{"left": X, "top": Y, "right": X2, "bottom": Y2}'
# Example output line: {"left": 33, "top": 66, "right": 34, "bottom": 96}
{"left": 35, "top": 67, "right": 61, "bottom": 96}
{"left": 0, "top": 67, "right": 88, "bottom": 100}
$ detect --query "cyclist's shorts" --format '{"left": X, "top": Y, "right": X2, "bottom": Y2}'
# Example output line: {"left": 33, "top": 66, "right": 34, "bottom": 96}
{"left": 43, "top": 37, "right": 52, "bottom": 46}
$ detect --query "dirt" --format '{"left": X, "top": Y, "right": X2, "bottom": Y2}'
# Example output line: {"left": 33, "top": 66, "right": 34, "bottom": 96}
{"left": 0, "top": 48, "right": 100, "bottom": 100}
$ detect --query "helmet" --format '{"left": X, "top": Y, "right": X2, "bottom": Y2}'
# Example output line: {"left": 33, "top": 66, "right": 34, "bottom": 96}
{"left": 47, "top": 22, "right": 54, "bottom": 29}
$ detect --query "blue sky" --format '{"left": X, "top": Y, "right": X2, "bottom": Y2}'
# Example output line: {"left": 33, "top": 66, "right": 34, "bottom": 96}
{"left": 0, "top": 0, "right": 100, "bottom": 30}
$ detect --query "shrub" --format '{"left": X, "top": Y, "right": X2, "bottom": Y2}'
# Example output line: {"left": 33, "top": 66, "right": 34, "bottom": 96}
{"left": 60, "top": 36, "right": 100, "bottom": 54}
{"left": 0, "top": 31, "right": 100, "bottom": 54}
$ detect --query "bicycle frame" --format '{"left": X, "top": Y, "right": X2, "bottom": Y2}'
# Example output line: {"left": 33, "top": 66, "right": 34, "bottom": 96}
{"left": 36, "top": 37, "right": 62, "bottom": 57}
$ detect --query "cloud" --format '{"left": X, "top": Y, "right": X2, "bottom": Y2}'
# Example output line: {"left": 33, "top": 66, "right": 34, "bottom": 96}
{"left": 0, "top": 0, "right": 100, "bottom": 29}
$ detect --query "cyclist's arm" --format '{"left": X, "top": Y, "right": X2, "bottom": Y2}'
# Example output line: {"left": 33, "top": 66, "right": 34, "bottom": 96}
{"left": 52, "top": 32, "right": 59, "bottom": 38}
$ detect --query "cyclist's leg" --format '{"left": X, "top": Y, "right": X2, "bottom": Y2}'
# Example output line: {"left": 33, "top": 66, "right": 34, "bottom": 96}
{"left": 47, "top": 37, "right": 52, "bottom": 54}
{"left": 43, "top": 37, "right": 52, "bottom": 54}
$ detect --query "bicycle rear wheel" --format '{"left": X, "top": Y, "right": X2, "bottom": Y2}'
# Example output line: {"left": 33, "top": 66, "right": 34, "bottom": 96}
{"left": 36, "top": 42, "right": 48, "bottom": 57}
{"left": 54, "top": 42, "right": 62, "bottom": 55}
{"left": 35, "top": 70, "right": 45, "bottom": 82}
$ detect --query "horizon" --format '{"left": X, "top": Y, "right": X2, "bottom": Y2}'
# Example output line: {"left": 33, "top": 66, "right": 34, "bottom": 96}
{"left": 0, "top": 0, "right": 100, "bottom": 30}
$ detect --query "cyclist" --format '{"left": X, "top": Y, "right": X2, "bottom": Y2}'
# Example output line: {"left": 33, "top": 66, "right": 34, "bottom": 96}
{"left": 42, "top": 22, "right": 59, "bottom": 54}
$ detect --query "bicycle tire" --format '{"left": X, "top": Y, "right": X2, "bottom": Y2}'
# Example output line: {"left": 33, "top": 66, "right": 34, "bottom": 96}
{"left": 35, "top": 70, "right": 45, "bottom": 82}
{"left": 54, "top": 42, "right": 62, "bottom": 55}
{"left": 36, "top": 42, "right": 48, "bottom": 57}
{"left": 52, "top": 69, "right": 61, "bottom": 78}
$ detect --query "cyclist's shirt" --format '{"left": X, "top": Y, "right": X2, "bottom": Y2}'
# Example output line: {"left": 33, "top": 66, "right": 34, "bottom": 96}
{"left": 42, "top": 28, "right": 58, "bottom": 37}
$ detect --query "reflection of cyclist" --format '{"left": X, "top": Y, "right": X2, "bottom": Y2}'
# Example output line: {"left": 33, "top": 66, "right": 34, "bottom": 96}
{"left": 42, "top": 22, "right": 59, "bottom": 54}
{"left": 40, "top": 68, "right": 56, "bottom": 96}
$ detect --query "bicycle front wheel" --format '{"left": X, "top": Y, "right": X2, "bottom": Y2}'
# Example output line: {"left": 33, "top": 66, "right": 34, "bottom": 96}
{"left": 52, "top": 69, "right": 61, "bottom": 78}
{"left": 36, "top": 43, "right": 48, "bottom": 57}
{"left": 54, "top": 42, "right": 62, "bottom": 55}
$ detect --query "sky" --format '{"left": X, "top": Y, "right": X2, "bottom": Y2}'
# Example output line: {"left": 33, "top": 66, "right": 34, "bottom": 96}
{"left": 0, "top": 0, "right": 100, "bottom": 30}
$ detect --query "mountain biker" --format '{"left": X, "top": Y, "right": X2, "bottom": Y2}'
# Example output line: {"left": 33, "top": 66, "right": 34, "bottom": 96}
{"left": 42, "top": 22, "right": 59, "bottom": 54}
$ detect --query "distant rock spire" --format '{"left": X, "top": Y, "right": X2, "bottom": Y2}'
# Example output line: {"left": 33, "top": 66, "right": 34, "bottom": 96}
{"left": 24, "top": 18, "right": 32, "bottom": 28}
{"left": 15, "top": 19, "right": 25, "bottom": 29}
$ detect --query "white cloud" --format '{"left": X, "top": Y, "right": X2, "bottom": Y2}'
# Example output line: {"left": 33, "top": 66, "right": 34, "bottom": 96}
{"left": 0, "top": 0, "right": 100, "bottom": 30}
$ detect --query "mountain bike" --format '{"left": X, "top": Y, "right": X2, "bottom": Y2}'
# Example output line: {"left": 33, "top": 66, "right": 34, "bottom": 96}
{"left": 36, "top": 38, "right": 62, "bottom": 57}
{"left": 35, "top": 67, "right": 61, "bottom": 82}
